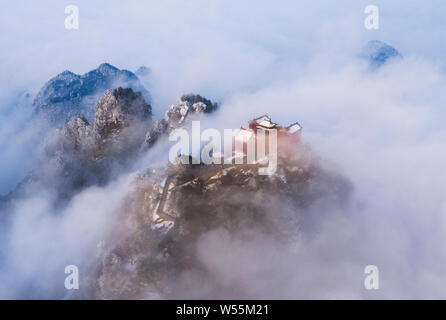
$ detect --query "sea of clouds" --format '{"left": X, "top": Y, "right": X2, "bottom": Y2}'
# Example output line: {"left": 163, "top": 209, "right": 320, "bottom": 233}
{"left": 1, "top": 0, "right": 446, "bottom": 298}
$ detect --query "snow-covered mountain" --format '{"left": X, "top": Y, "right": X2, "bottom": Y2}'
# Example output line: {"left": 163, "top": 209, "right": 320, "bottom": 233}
{"left": 361, "top": 40, "right": 402, "bottom": 68}
{"left": 4, "top": 46, "right": 397, "bottom": 298}
{"left": 33, "top": 63, "right": 150, "bottom": 123}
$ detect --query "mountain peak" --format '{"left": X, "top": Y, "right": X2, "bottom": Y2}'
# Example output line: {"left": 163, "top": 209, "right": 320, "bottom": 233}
{"left": 135, "top": 66, "right": 151, "bottom": 77}
{"left": 97, "top": 63, "right": 119, "bottom": 73}
{"left": 179, "top": 94, "right": 218, "bottom": 113}
{"left": 59, "top": 70, "right": 77, "bottom": 76}
{"left": 143, "top": 94, "right": 218, "bottom": 148}
{"left": 33, "top": 63, "right": 150, "bottom": 123}
{"left": 93, "top": 87, "right": 152, "bottom": 143}
{"left": 361, "top": 40, "right": 402, "bottom": 68}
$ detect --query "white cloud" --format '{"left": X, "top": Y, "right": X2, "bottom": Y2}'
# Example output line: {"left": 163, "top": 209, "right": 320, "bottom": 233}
{"left": 1, "top": 0, "right": 446, "bottom": 299}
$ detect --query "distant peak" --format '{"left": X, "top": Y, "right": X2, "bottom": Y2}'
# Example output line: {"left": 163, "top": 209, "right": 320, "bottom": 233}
{"left": 54, "top": 70, "right": 80, "bottom": 80}
{"left": 361, "top": 40, "right": 402, "bottom": 68}
{"left": 60, "top": 70, "right": 76, "bottom": 75}
{"left": 97, "top": 63, "right": 119, "bottom": 72}
{"left": 33, "top": 62, "right": 151, "bottom": 123}
{"left": 363, "top": 40, "right": 401, "bottom": 55}
{"left": 135, "top": 66, "right": 151, "bottom": 77}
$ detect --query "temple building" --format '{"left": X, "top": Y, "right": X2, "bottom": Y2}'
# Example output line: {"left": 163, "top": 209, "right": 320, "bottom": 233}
{"left": 234, "top": 114, "right": 302, "bottom": 157}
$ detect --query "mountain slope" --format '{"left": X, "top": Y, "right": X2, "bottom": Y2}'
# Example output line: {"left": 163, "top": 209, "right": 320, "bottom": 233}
{"left": 88, "top": 141, "right": 351, "bottom": 299}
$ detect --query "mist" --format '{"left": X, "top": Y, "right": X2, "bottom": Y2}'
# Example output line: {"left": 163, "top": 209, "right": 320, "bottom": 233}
{"left": 203, "top": 57, "right": 446, "bottom": 298}
{"left": 1, "top": 0, "right": 446, "bottom": 299}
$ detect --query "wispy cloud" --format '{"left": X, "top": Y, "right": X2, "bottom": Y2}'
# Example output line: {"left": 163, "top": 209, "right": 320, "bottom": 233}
{"left": 1, "top": 0, "right": 446, "bottom": 299}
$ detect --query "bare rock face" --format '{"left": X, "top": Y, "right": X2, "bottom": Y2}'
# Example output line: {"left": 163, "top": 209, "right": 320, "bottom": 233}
{"left": 13, "top": 89, "right": 218, "bottom": 201}
{"left": 144, "top": 94, "right": 218, "bottom": 148}
{"left": 92, "top": 88, "right": 151, "bottom": 159}
{"left": 61, "top": 115, "right": 93, "bottom": 152}
{"left": 135, "top": 66, "right": 151, "bottom": 77}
